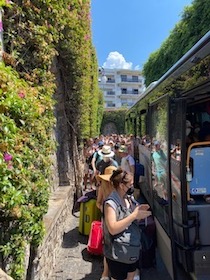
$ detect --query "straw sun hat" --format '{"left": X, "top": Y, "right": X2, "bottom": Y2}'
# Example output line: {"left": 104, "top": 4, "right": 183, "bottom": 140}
{"left": 97, "top": 166, "right": 117, "bottom": 182}
{"left": 118, "top": 145, "right": 128, "bottom": 153}
{"left": 98, "top": 145, "right": 114, "bottom": 158}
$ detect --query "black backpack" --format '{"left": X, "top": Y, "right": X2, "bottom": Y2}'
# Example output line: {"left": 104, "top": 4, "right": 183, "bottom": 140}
{"left": 86, "top": 151, "right": 99, "bottom": 169}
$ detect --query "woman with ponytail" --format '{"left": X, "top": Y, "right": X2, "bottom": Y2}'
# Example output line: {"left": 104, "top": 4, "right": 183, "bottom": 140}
{"left": 103, "top": 168, "right": 151, "bottom": 280}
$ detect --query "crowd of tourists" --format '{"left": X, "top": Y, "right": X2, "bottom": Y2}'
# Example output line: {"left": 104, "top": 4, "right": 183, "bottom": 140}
{"left": 82, "top": 134, "right": 151, "bottom": 280}
{"left": 83, "top": 134, "right": 136, "bottom": 191}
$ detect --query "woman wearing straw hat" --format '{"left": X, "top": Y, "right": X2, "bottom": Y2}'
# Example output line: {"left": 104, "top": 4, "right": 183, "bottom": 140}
{"left": 97, "top": 166, "right": 117, "bottom": 212}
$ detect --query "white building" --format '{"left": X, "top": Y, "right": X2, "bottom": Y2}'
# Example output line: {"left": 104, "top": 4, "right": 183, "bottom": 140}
{"left": 98, "top": 68, "right": 145, "bottom": 110}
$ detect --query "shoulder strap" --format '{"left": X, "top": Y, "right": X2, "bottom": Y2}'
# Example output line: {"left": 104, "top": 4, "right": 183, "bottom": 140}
{"left": 96, "top": 151, "right": 100, "bottom": 162}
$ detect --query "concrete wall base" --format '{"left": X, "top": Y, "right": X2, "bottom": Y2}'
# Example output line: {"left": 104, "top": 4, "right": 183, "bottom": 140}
{"left": 30, "top": 185, "right": 74, "bottom": 280}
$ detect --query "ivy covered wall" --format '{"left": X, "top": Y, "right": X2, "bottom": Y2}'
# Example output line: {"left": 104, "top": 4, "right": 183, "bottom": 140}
{"left": 0, "top": 0, "right": 102, "bottom": 279}
{"left": 101, "top": 109, "right": 127, "bottom": 135}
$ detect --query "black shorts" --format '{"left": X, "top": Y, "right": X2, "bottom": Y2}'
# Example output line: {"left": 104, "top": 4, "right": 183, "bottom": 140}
{"left": 106, "top": 258, "right": 138, "bottom": 280}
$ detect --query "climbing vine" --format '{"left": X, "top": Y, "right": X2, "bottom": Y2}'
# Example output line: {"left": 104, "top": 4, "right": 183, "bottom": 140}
{"left": 143, "top": 0, "right": 210, "bottom": 86}
{"left": 101, "top": 109, "right": 127, "bottom": 135}
{"left": 0, "top": 0, "right": 101, "bottom": 278}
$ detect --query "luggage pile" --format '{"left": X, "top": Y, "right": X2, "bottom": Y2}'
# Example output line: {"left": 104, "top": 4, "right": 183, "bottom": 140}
{"left": 78, "top": 194, "right": 103, "bottom": 255}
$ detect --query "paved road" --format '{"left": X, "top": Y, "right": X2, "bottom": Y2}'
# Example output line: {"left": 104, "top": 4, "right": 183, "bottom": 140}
{"left": 51, "top": 208, "right": 172, "bottom": 280}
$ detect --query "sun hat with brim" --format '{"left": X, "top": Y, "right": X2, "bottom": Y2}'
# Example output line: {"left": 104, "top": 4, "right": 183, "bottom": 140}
{"left": 118, "top": 145, "right": 128, "bottom": 153}
{"left": 98, "top": 145, "right": 114, "bottom": 158}
{"left": 97, "top": 166, "right": 117, "bottom": 181}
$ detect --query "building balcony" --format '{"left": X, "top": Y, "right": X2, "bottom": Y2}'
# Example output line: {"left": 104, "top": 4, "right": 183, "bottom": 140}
{"left": 106, "top": 79, "right": 115, "bottom": 83}
{"left": 106, "top": 91, "right": 115, "bottom": 96}
{"left": 121, "top": 102, "right": 135, "bottom": 107}
{"left": 122, "top": 78, "right": 142, "bottom": 82}
{"left": 118, "top": 78, "right": 143, "bottom": 84}
{"left": 121, "top": 90, "right": 140, "bottom": 95}
{"left": 106, "top": 103, "right": 116, "bottom": 108}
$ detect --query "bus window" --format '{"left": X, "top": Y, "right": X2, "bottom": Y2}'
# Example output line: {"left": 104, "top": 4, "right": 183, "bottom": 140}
{"left": 149, "top": 96, "right": 169, "bottom": 230}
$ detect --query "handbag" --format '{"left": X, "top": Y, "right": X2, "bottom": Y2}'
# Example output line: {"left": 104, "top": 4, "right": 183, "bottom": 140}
{"left": 109, "top": 221, "right": 141, "bottom": 264}
{"left": 87, "top": 220, "right": 103, "bottom": 255}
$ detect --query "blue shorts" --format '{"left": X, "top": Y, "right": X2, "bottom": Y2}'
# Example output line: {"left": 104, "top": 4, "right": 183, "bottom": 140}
{"left": 106, "top": 258, "right": 138, "bottom": 280}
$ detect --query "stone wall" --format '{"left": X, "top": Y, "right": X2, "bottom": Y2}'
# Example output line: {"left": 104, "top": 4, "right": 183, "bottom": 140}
{"left": 28, "top": 56, "right": 82, "bottom": 280}
{"left": 0, "top": 268, "right": 14, "bottom": 280}
{"left": 30, "top": 184, "right": 75, "bottom": 280}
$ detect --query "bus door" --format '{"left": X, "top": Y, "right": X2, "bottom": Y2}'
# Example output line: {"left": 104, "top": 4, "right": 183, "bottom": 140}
{"left": 169, "top": 97, "right": 186, "bottom": 236}
{"left": 169, "top": 97, "right": 194, "bottom": 272}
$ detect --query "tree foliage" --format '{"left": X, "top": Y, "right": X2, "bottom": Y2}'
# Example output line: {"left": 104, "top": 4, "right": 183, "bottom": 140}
{"left": 101, "top": 109, "right": 127, "bottom": 135}
{"left": 143, "top": 0, "right": 210, "bottom": 86}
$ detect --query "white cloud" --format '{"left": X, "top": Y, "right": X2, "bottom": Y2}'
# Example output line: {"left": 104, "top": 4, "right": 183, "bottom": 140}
{"left": 134, "top": 65, "right": 140, "bottom": 70}
{"left": 102, "top": 51, "right": 133, "bottom": 69}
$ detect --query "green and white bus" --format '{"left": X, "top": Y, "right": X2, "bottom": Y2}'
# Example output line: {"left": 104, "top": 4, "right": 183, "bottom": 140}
{"left": 126, "top": 31, "right": 210, "bottom": 280}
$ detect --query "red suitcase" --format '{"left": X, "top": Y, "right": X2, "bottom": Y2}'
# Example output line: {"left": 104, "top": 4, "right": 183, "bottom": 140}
{"left": 87, "top": 220, "right": 103, "bottom": 255}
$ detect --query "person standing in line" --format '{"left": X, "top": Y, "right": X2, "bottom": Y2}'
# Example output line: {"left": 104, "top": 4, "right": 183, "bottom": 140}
{"left": 119, "top": 145, "right": 135, "bottom": 175}
{"left": 96, "top": 145, "right": 118, "bottom": 175}
{"left": 113, "top": 143, "right": 121, "bottom": 166}
{"left": 96, "top": 166, "right": 117, "bottom": 280}
{"left": 91, "top": 141, "right": 104, "bottom": 186}
{"left": 96, "top": 166, "right": 117, "bottom": 211}
{"left": 103, "top": 168, "right": 151, "bottom": 280}
{"left": 83, "top": 138, "right": 96, "bottom": 190}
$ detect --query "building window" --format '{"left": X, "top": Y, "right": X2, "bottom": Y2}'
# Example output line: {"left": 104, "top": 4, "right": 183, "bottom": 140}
{"left": 121, "top": 88, "right": 127, "bottom": 94}
{"left": 132, "top": 89, "right": 139, "bottom": 94}
{"left": 106, "top": 101, "right": 115, "bottom": 107}
{"left": 132, "top": 75, "right": 138, "bottom": 82}
{"left": 107, "top": 77, "right": 115, "bottom": 83}
{"left": 121, "top": 102, "right": 128, "bottom": 107}
{"left": 122, "top": 101, "right": 135, "bottom": 107}
{"left": 121, "top": 75, "right": 127, "bottom": 82}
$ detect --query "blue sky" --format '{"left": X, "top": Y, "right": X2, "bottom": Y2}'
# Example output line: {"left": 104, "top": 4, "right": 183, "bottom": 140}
{"left": 91, "top": 0, "right": 192, "bottom": 70}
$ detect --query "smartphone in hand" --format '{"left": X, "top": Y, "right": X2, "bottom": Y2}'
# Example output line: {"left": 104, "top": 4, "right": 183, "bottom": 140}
{"left": 139, "top": 204, "right": 150, "bottom": 211}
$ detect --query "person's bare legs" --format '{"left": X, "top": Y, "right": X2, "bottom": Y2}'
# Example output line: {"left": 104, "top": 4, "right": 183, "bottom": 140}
{"left": 83, "top": 173, "right": 88, "bottom": 190}
{"left": 127, "top": 269, "right": 136, "bottom": 280}
{"left": 110, "top": 269, "right": 137, "bottom": 280}
{"left": 88, "top": 170, "right": 93, "bottom": 189}
{"left": 101, "top": 257, "right": 109, "bottom": 279}
{"left": 133, "top": 268, "right": 140, "bottom": 279}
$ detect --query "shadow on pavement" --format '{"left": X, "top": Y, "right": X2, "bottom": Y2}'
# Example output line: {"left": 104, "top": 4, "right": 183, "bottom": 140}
{"left": 62, "top": 226, "right": 89, "bottom": 248}
{"left": 61, "top": 223, "right": 103, "bottom": 280}
{"left": 80, "top": 248, "right": 103, "bottom": 280}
